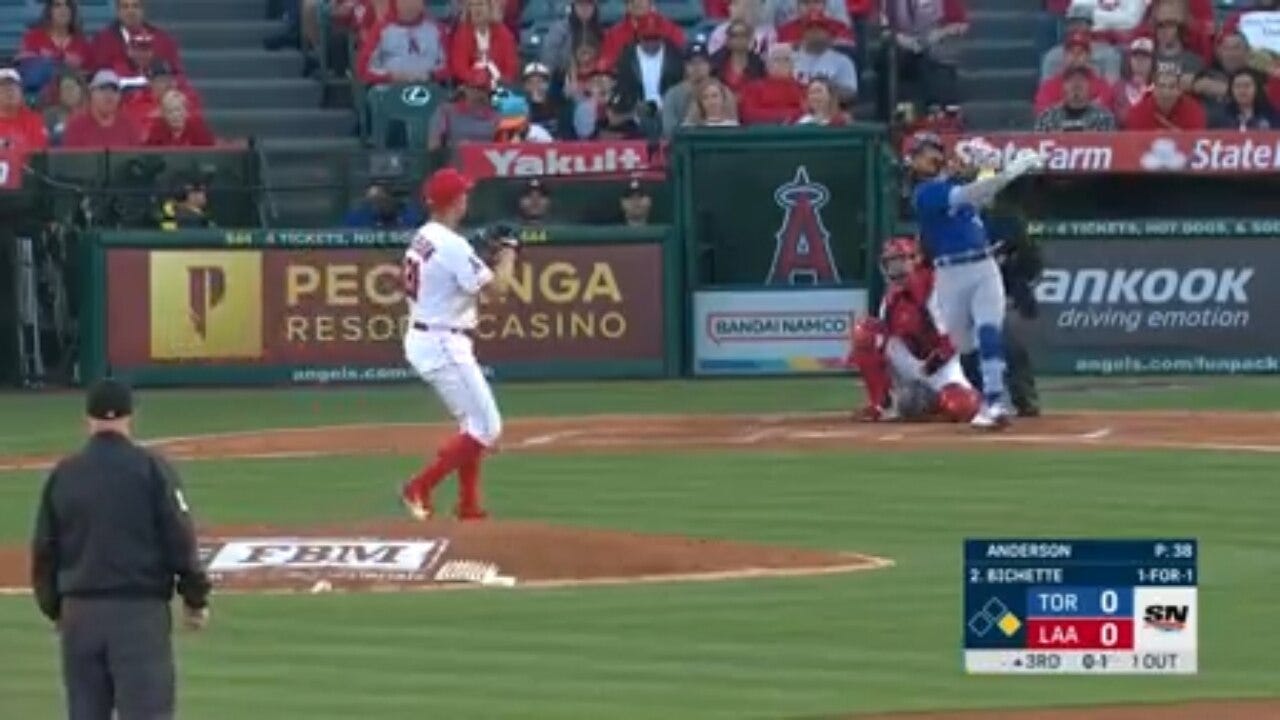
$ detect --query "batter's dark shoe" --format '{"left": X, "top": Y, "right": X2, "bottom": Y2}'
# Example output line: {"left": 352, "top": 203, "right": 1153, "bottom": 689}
{"left": 1015, "top": 404, "right": 1041, "bottom": 418}
{"left": 455, "top": 505, "right": 489, "bottom": 521}
{"left": 400, "top": 483, "right": 432, "bottom": 521}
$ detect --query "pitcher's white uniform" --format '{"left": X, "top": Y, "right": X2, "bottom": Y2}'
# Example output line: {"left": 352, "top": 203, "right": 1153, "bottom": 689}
{"left": 402, "top": 221, "right": 502, "bottom": 447}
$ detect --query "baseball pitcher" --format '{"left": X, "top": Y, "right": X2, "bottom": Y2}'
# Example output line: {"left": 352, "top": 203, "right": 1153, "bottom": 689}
{"left": 399, "top": 168, "right": 520, "bottom": 521}
{"left": 907, "top": 132, "right": 1045, "bottom": 429}
{"left": 847, "top": 237, "right": 980, "bottom": 423}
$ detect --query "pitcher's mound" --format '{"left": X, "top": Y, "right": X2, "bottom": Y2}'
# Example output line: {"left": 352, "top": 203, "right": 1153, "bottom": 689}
{"left": 175, "top": 520, "right": 889, "bottom": 594}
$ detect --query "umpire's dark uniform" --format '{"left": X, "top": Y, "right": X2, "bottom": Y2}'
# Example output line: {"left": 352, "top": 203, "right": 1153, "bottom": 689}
{"left": 31, "top": 380, "right": 211, "bottom": 720}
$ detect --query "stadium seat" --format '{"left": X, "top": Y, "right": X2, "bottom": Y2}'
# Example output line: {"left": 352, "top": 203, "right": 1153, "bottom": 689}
{"left": 598, "top": 0, "right": 625, "bottom": 25}
{"left": 655, "top": 0, "right": 703, "bottom": 26}
{"left": 520, "top": 23, "right": 552, "bottom": 62}
{"left": 366, "top": 82, "right": 446, "bottom": 149}
{"left": 521, "top": 0, "right": 561, "bottom": 28}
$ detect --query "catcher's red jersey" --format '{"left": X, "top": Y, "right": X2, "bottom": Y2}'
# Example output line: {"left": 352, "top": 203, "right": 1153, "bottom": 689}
{"left": 881, "top": 267, "right": 946, "bottom": 358}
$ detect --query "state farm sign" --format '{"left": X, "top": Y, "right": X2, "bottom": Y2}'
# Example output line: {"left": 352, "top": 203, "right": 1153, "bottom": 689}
{"left": 940, "top": 131, "right": 1280, "bottom": 175}
{"left": 456, "top": 141, "right": 665, "bottom": 180}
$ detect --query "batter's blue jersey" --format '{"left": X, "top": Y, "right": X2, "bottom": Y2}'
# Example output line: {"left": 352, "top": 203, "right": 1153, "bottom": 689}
{"left": 912, "top": 177, "right": 990, "bottom": 259}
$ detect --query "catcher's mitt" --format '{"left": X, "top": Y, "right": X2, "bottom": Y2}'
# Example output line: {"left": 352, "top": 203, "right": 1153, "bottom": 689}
{"left": 475, "top": 223, "right": 521, "bottom": 264}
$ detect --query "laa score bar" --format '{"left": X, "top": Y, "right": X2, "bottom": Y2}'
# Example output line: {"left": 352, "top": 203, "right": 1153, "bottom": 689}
{"left": 963, "top": 539, "right": 1197, "bottom": 675}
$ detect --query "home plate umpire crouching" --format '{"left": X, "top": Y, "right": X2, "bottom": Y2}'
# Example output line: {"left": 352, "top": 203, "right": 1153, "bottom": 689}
{"left": 31, "top": 380, "right": 212, "bottom": 720}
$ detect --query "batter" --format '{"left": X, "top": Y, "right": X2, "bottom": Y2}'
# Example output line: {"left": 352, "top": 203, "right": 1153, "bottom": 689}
{"left": 908, "top": 133, "right": 1045, "bottom": 429}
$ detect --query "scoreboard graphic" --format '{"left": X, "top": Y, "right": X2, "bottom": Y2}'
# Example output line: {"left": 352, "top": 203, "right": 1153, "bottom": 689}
{"left": 964, "top": 539, "right": 1197, "bottom": 674}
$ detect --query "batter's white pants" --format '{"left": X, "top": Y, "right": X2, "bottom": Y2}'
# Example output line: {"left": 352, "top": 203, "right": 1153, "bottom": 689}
{"left": 929, "top": 257, "right": 1006, "bottom": 354}
{"left": 886, "top": 337, "right": 972, "bottom": 417}
{"left": 404, "top": 329, "right": 502, "bottom": 447}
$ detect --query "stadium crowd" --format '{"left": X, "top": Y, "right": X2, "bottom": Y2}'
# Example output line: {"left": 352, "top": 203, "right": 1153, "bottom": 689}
{"left": 346, "top": 0, "right": 896, "bottom": 147}
{"left": 6, "top": 0, "right": 1280, "bottom": 157}
{"left": 1035, "top": 0, "right": 1280, "bottom": 132}
{"left": 2, "top": 0, "right": 212, "bottom": 149}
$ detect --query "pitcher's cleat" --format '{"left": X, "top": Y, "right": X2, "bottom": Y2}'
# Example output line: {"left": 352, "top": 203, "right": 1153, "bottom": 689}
{"left": 400, "top": 484, "right": 432, "bottom": 521}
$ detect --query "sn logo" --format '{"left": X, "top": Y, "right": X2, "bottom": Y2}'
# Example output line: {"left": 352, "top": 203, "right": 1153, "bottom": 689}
{"left": 1143, "top": 605, "right": 1189, "bottom": 632}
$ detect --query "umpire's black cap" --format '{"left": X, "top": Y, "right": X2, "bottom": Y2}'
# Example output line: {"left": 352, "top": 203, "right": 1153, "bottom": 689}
{"left": 86, "top": 379, "right": 133, "bottom": 420}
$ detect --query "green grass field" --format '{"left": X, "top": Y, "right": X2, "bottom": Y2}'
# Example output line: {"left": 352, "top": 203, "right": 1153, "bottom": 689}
{"left": 0, "top": 378, "right": 1277, "bottom": 719}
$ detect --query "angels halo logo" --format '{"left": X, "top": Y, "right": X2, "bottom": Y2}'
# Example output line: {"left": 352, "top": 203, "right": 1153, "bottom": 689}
{"left": 766, "top": 166, "right": 840, "bottom": 285}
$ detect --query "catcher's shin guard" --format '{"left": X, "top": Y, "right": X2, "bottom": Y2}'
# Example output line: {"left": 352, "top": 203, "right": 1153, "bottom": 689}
{"left": 849, "top": 317, "right": 892, "bottom": 410}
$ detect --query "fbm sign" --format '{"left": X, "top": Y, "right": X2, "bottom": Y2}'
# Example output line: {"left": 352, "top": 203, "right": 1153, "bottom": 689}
{"left": 203, "top": 538, "right": 447, "bottom": 573}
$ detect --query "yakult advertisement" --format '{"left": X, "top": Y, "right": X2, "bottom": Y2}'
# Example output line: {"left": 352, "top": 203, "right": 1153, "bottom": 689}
{"left": 692, "top": 289, "right": 867, "bottom": 376}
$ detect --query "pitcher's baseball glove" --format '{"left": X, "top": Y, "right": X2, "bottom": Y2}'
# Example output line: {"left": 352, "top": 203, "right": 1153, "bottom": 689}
{"left": 478, "top": 223, "right": 521, "bottom": 264}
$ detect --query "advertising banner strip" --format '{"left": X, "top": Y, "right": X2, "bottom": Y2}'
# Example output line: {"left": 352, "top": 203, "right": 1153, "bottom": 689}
{"left": 1030, "top": 236, "right": 1280, "bottom": 375}
{"left": 104, "top": 243, "right": 669, "bottom": 384}
{"left": 692, "top": 288, "right": 867, "bottom": 376}
{"left": 927, "top": 131, "right": 1280, "bottom": 175}
{"left": 455, "top": 141, "right": 667, "bottom": 180}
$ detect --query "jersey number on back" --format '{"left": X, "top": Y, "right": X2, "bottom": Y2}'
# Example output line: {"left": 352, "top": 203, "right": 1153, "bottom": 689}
{"left": 402, "top": 247, "right": 434, "bottom": 302}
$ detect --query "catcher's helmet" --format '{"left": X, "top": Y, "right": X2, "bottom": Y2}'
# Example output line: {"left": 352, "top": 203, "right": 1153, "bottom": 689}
{"left": 880, "top": 236, "right": 920, "bottom": 283}
{"left": 937, "top": 383, "right": 981, "bottom": 422}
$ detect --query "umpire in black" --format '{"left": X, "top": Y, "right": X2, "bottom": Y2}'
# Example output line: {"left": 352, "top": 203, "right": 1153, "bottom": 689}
{"left": 31, "top": 379, "right": 212, "bottom": 720}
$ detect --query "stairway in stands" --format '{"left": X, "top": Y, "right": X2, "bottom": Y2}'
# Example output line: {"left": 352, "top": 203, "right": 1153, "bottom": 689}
{"left": 146, "top": 0, "right": 359, "bottom": 226}
{"left": 961, "top": 0, "right": 1043, "bottom": 130}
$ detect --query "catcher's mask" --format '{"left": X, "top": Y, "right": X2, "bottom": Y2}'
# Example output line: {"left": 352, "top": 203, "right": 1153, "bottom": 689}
{"left": 880, "top": 237, "right": 920, "bottom": 284}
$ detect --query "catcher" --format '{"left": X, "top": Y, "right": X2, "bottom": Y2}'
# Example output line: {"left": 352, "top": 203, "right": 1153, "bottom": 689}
{"left": 847, "top": 236, "right": 981, "bottom": 422}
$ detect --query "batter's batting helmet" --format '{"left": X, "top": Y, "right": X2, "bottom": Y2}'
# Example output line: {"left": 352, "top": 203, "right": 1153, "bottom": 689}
{"left": 937, "top": 383, "right": 981, "bottom": 422}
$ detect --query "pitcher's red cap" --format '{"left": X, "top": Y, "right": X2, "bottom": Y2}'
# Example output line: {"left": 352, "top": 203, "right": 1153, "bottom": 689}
{"left": 422, "top": 168, "right": 473, "bottom": 208}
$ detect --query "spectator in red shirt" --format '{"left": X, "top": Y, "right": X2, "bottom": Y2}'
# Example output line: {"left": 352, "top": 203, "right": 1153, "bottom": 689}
{"left": 1034, "top": 30, "right": 1114, "bottom": 114}
{"left": 708, "top": 0, "right": 777, "bottom": 56}
{"left": 123, "top": 61, "right": 201, "bottom": 133}
{"left": 0, "top": 67, "right": 51, "bottom": 152}
{"left": 89, "top": 0, "right": 185, "bottom": 76}
{"left": 740, "top": 43, "right": 806, "bottom": 125}
{"left": 19, "top": 0, "right": 92, "bottom": 72}
{"left": 777, "top": 0, "right": 856, "bottom": 47}
{"left": 358, "top": 0, "right": 448, "bottom": 85}
{"left": 1111, "top": 36, "right": 1156, "bottom": 125}
{"left": 449, "top": 0, "right": 520, "bottom": 85}
{"left": 62, "top": 70, "right": 142, "bottom": 147}
{"left": 600, "top": 0, "right": 685, "bottom": 67}
{"left": 144, "top": 89, "right": 216, "bottom": 146}
{"left": 1123, "top": 65, "right": 1207, "bottom": 129}
{"left": 711, "top": 20, "right": 766, "bottom": 95}
{"left": 795, "top": 76, "right": 851, "bottom": 125}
